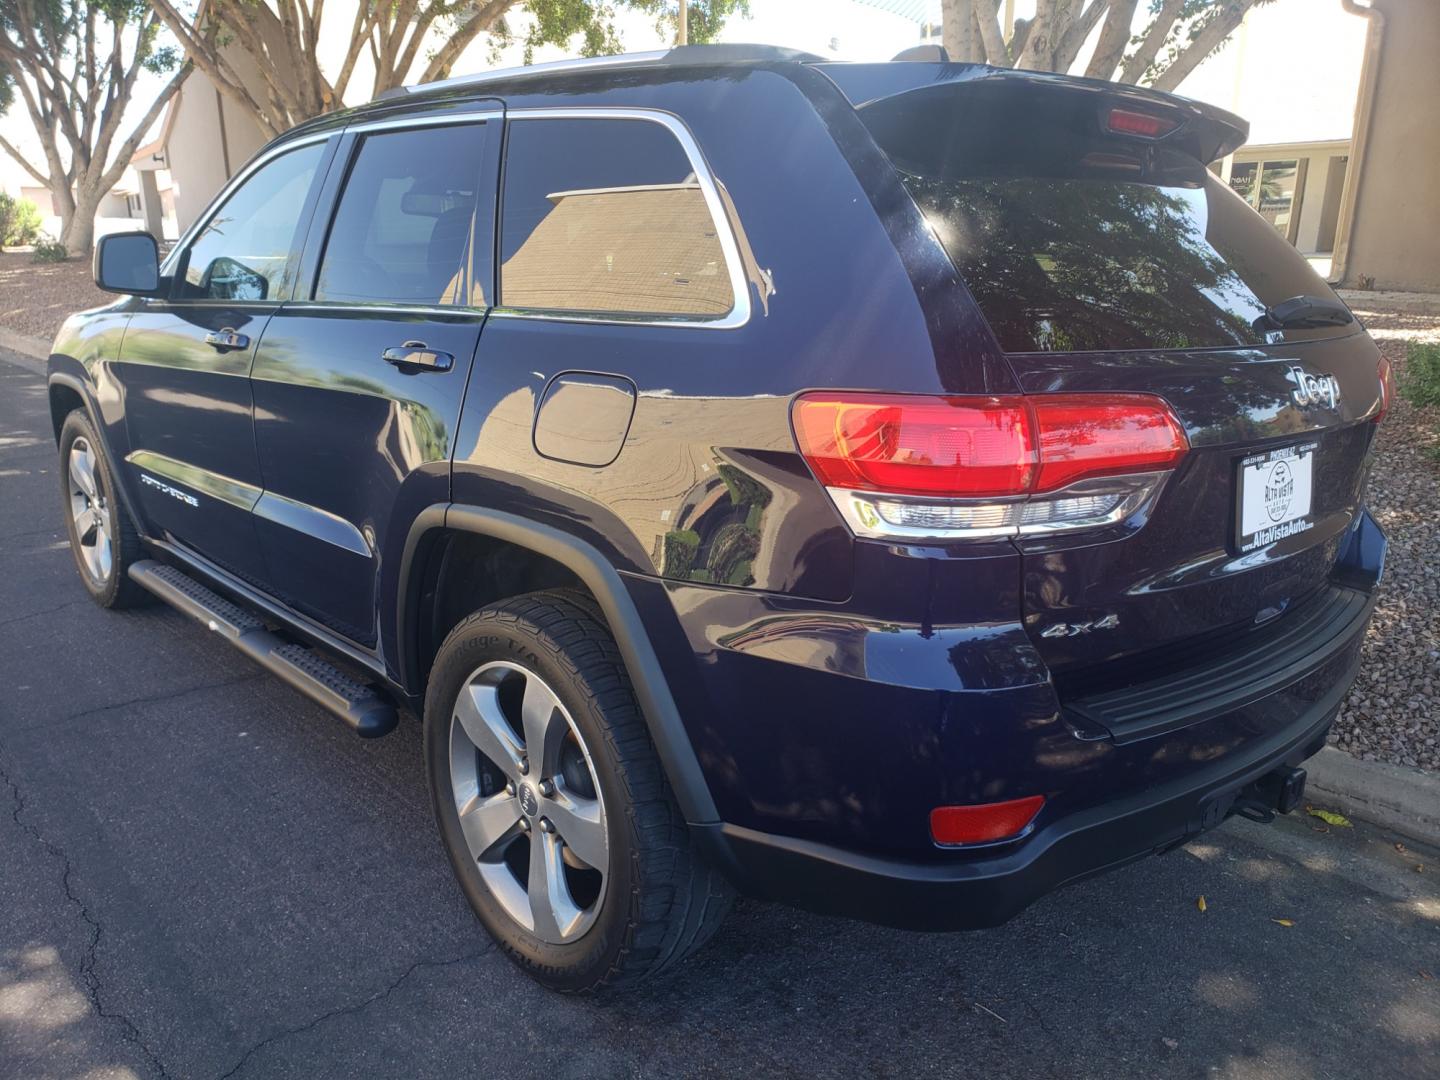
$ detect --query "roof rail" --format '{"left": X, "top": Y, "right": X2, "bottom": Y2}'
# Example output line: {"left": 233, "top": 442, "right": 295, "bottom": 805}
{"left": 388, "top": 44, "right": 823, "bottom": 100}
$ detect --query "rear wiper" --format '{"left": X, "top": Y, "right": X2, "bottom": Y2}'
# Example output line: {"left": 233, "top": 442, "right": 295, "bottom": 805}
{"left": 1253, "top": 295, "right": 1355, "bottom": 332}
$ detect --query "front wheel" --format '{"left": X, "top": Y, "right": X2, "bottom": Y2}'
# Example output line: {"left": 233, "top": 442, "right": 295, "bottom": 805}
{"left": 424, "top": 590, "right": 731, "bottom": 992}
{"left": 58, "top": 409, "right": 148, "bottom": 609}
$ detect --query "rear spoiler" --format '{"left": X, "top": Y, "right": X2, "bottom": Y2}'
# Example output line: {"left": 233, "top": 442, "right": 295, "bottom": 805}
{"left": 813, "top": 62, "right": 1249, "bottom": 165}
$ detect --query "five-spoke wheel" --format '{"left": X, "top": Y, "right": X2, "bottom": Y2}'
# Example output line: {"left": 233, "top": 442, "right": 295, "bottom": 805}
{"left": 67, "top": 435, "right": 113, "bottom": 585}
{"left": 448, "top": 660, "right": 608, "bottom": 944}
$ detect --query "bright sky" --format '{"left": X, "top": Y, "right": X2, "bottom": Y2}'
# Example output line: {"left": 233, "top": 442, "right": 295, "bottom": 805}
{"left": 0, "top": 0, "right": 1369, "bottom": 197}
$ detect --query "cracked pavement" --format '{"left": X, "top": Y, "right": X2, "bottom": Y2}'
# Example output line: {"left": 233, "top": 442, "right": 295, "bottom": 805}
{"left": 1, "top": 346, "right": 1437, "bottom": 1079}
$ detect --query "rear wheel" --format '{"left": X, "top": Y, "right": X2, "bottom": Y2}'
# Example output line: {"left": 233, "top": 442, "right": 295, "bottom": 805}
{"left": 424, "top": 590, "right": 731, "bottom": 992}
{"left": 58, "top": 409, "right": 147, "bottom": 609}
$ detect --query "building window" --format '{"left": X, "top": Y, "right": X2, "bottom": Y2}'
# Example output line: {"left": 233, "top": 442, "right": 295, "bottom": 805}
{"left": 499, "top": 117, "right": 734, "bottom": 320}
{"left": 1228, "top": 158, "right": 1307, "bottom": 244}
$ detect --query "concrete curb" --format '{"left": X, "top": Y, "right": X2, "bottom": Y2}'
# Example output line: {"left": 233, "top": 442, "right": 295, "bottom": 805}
{"left": 1304, "top": 747, "right": 1440, "bottom": 846}
{"left": 0, "top": 327, "right": 49, "bottom": 374}
{"left": 1337, "top": 288, "right": 1440, "bottom": 315}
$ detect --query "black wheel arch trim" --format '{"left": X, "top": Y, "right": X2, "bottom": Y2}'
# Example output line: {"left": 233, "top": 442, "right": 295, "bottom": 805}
{"left": 399, "top": 502, "right": 720, "bottom": 825}
{"left": 47, "top": 369, "right": 152, "bottom": 544}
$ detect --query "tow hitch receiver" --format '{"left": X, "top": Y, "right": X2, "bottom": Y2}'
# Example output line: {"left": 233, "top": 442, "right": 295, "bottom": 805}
{"left": 1234, "top": 766, "right": 1308, "bottom": 823}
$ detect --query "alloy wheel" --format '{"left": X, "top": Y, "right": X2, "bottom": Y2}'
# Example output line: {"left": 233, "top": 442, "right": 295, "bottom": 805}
{"left": 448, "top": 660, "right": 609, "bottom": 944}
{"left": 68, "top": 436, "right": 113, "bottom": 584}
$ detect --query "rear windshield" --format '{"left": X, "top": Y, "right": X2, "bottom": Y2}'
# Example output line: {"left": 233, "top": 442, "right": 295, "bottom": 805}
{"left": 866, "top": 84, "right": 1350, "bottom": 353}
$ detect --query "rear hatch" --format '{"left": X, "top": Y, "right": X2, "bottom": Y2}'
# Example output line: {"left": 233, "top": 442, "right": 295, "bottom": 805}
{"left": 833, "top": 65, "right": 1385, "bottom": 679}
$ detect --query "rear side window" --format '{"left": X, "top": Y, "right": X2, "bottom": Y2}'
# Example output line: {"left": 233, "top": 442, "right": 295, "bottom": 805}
{"left": 499, "top": 118, "right": 733, "bottom": 320}
{"left": 867, "top": 85, "right": 1348, "bottom": 353}
{"left": 315, "top": 124, "right": 489, "bottom": 306}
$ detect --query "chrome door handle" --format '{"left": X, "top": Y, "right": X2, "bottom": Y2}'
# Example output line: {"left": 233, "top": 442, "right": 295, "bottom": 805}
{"left": 382, "top": 341, "right": 453, "bottom": 372}
{"left": 204, "top": 327, "right": 250, "bottom": 351}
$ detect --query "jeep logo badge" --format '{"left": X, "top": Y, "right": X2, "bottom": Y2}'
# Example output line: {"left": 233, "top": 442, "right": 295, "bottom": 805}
{"left": 1287, "top": 364, "right": 1340, "bottom": 410}
{"left": 518, "top": 783, "right": 540, "bottom": 818}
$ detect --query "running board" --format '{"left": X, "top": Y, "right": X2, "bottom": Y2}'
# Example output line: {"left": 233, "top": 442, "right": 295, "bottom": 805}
{"left": 128, "top": 560, "right": 398, "bottom": 738}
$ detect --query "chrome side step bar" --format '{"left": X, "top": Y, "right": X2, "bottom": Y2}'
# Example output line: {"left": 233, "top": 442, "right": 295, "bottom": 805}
{"left": 128, "top": 560, "right": 398, "bottom": 738}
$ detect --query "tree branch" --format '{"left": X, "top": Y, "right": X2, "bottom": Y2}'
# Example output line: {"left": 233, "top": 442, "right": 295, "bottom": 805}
{"left": 1151, "top": 1, "right": 1259, "bottom": 91}
{"left": 0, "top": 134, "right": 50, "bottom": 186}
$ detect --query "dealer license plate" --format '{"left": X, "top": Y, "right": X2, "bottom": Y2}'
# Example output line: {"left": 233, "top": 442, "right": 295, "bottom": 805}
{"left": 1236, "top": 443, "right": 1316, "bottom": 553}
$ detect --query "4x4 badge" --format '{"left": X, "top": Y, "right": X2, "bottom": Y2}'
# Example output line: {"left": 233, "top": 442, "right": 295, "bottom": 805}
{"left": 1287, "top": 364, "right": 1341, "bottom": 410}
{"left": 1040, "top": 614, "right": 1120, "bottom": 638}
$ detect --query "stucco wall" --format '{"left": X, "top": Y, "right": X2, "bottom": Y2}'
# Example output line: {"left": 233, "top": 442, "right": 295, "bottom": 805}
{"left": 1342, "top": 0, "right": 1440, "bottom": 291}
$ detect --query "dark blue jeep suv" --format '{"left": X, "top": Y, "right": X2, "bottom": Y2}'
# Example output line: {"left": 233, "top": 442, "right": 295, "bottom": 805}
{"left": 50, "top": 45, "right": 1388, "bottom": 991}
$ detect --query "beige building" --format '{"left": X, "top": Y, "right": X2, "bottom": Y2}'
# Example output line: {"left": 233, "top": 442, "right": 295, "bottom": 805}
{"left": 1331, "top": 0, "right": 1440, "bottom": 292}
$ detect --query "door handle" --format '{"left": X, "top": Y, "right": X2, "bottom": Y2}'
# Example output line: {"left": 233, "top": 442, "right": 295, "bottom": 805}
{"left": 204, "top": 327, "right": 250, "bottom": 351}
{"left": 382, "top": 341, "right": 453, "bottom": 372}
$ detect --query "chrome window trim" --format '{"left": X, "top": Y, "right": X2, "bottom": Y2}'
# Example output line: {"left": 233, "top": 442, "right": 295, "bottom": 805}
{"left": 492, "top": 108, "right": 752, "bottom": 332}
{"left": 279, "top": 301, "right": 488, "bottom": 319}
{"left": 345, "top": 110, "right": 502, "bottom": 134}
{"left": 160, "top": 131, "right": 334, "bottom": 281}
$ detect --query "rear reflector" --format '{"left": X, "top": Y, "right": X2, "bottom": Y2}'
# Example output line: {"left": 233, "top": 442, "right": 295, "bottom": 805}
{"left": 1107, "top": 107, "right": 1180, "bottom": 138}
{"left": 1375, "top": 355, "right": 1394, "bottom": 422}
{"left": 931, "top": 795, "right": 1045, "bottom": 845}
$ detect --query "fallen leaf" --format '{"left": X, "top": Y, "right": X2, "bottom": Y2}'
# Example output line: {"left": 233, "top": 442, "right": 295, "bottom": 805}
{"left": 1416, "top": 864, "right": 1425, "bottom": 873}
{"left": 1395, "top": 842, "right": 1407, "bottom": 853}
{"left": 1196, "top": 895, "right": 1207, "bottom": 912}
{"left": 1307, "top": 808, "right": 1352, "bottom": 828}
{"left": 1271, "top": 918, "right": 1295, "bottom": 927}
{"left": 1420, "top": 970, "right": 1434, "bottom": 980}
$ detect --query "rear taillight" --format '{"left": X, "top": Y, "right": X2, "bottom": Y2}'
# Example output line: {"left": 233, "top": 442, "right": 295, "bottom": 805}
{"left": 1375, "top": 355, "right": 1394, "bottom": 422}
{"left": 792, "top": 392, "right": 1188, "bottom": 541}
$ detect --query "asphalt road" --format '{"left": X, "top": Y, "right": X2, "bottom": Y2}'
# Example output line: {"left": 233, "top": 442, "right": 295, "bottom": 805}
{"left": 2, "top": 346, "right": 1437, "bottom": 1080}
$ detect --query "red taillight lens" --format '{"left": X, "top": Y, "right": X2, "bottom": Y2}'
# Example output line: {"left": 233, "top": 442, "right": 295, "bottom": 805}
{"left": 931, "top": 795, "right": 1045, "bottom": 845}
{"left": 790, "top": 394, "right": 1036, "bottom": 497}
{"left": 1376, "top": 355, "right": 1394, "bottom": 422}
{"left": 792, "top": 392, "right": 1187, "bottom": 497}
{"left": 1107, "top": 107, "right": 1180, "bottom": 138}
{"left": 1031, "top": 395, "right": 1190, "bottom": 492}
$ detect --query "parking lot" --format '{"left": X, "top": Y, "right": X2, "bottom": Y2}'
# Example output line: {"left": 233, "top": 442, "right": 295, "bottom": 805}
{"left": 2, "top": 347, "right": 1437, "bottom": 1079}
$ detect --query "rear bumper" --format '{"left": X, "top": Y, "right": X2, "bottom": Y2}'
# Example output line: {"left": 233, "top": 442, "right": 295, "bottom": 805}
{"left": 699, "top": 628, "right": 1364, "bottom": 932}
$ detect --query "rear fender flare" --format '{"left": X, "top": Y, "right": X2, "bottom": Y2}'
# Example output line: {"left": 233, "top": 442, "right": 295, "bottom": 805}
{"left": 398, "top": 503, "right": 719, "bottom": 825}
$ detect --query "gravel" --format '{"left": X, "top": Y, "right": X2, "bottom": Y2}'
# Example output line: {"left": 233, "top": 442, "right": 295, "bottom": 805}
{"left": 0, "top": 249, "right": 110, "bottom": 342}
{"left": 0, "top": 266, "right": 1434, "bottom": 771}
{"left": 1331, "top": 299, "right": 1440, "bottom": 773}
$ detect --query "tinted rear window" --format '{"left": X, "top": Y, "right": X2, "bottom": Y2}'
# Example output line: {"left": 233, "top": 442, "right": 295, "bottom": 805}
{"left": 867, "top": 83, "right": 1349, "bottom": 353}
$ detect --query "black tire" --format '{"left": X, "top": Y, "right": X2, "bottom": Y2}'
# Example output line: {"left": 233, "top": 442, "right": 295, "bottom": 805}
{"left": 424, "top": 590, "right": 732, "bottom": 992}
{"left": 58, "top": 409, "right": 149, "bottom": 609}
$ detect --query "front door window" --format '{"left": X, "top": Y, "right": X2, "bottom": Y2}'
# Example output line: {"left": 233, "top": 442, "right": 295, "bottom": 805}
{"left": 174, "top": 143, "right": 326, "bottom": 302}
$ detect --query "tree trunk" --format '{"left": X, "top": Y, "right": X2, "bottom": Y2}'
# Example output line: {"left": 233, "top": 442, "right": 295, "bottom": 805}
{"left": 58, "top": 189, "right": 98, "bottom": 257}
{"left": 942, "top": 0, "right": 982, "bottom": 62}
{"left": 1085, "top": 0, "right": 1138, "bottom": 79}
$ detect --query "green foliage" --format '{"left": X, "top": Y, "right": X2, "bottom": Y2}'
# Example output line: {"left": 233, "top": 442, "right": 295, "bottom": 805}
{"left": 0, "top": 192, "right": 42, "bottom": 245}
{"left": 500, "top": 0, "right": 749, "bottom": 63}
{"left": 31, "top": 236, "right": 69, "bottom": 262}
{"left": 1400, "top": 341, "right": 1440, "bottom": 411}
{"left": 1138, "top": 0, "right": 1276, "bottom": 84}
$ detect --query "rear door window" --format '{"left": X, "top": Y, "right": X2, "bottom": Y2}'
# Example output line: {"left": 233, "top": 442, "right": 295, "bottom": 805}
{"left": 498, "top": 117, "right": 734, "bottom": 320}
{"left": 315, "top": 123, "right": 489, "bottom": 307}
{"left": 867, "top": 86, "right": 1350, "bottom": 353}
